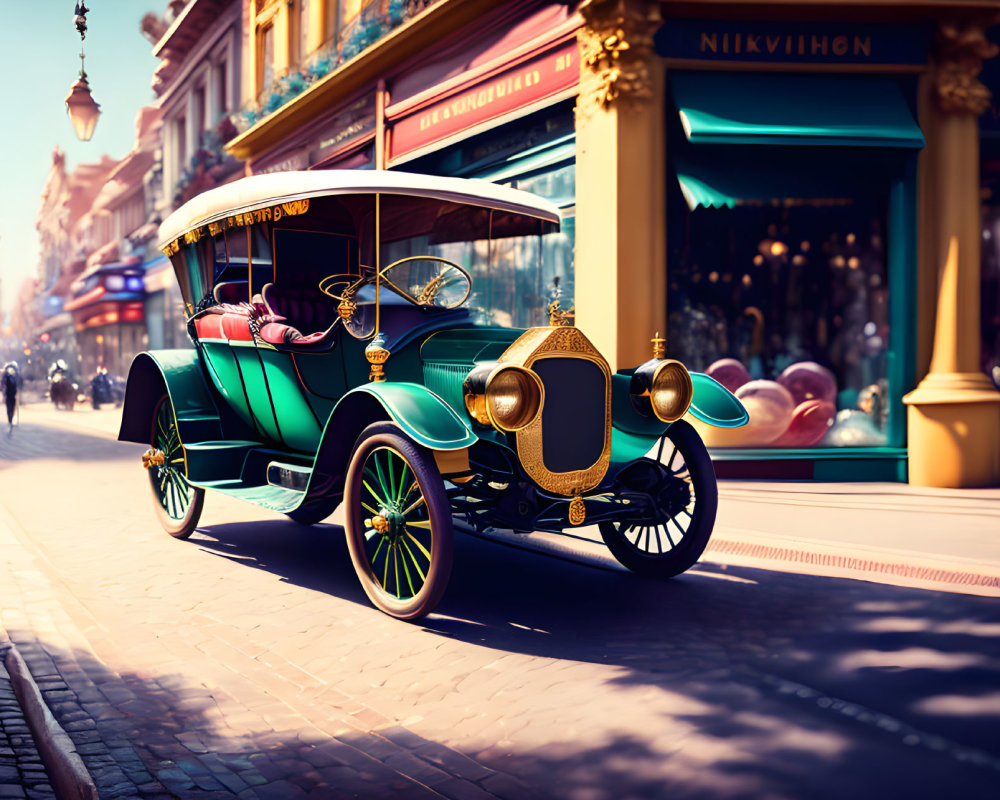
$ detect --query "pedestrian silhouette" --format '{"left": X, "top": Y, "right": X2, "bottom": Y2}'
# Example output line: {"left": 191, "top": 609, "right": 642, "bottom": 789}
{"left": 2, "top": 361, "right": 20, "bottom": 433}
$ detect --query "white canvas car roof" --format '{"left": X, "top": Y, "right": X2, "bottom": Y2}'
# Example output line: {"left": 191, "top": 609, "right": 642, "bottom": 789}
{"left": 158, "top": 169, "right": 561, "bottom": 249}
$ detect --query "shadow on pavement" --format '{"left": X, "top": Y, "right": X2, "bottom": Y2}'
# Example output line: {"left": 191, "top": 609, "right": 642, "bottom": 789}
{"left": 189, "top": 516, "right": 1000, "bottom": 799}
{"left": 6, "top": 630, "right": 497, "bottom": 799}
{"left": 194, "top": 520, "right": 370, "bottom": 609}
{"left": 8, "top": 594, "right": 999, "bottom": 800}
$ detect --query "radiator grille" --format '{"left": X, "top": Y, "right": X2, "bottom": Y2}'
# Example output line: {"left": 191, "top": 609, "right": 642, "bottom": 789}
{"left": 532, "top": 357, "right": 608, "bottom": 474}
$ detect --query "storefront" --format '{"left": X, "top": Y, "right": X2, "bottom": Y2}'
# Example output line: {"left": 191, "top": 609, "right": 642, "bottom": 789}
{"left": 566, "top": 0, "right": 1000, "bottom": 486}
{"left": 143, "top": 255, "right": 190, "bottom": 351}
{"left": 64, "top": 261, "right": 147, "bottom": 378}
{"left": 225, "top": 0, "right": 1000, "bottom": 486}
{"left": 978, "top": 46, "right": 1000, "bottom": 392}
{"left": 655, "top": 20, "right": 928, "bottom": 481}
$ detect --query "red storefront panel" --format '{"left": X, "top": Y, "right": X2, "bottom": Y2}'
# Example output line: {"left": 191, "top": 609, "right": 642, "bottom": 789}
{"left": 388, "top": 40, "right": 577, "bottom": 164}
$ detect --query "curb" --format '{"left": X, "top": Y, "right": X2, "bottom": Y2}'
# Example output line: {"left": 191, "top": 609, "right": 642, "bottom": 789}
{"left": 706, "top": 528, "right": 1000, "bottom": 596}
{"left": 3, "top": 644, "right": 98, "bottom": 800}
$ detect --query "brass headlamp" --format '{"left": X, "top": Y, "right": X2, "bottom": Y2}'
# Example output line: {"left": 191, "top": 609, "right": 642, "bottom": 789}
{"left": 629, "top": 333, "right": 693, "bottom": 423}
{"left": 464, "top": 363, "right": 543, "bottom": 432}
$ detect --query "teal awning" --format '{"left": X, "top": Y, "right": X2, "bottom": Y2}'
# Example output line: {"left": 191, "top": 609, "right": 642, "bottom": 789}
{"left": 674, "top": 146, "right": 907, "bottom": 210}
{"left": 671, "top": 74, "right": 925, "bottom": 149}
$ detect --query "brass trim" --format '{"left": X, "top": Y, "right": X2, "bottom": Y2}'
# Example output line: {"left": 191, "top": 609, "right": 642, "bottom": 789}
{"left": 651, "top": 331, "right": 666, "bottom": 360}
{"left": 464, "top": 389, "right": 489, "bottom": 426}
{"left": 498, "top": 326, "right": 612, "bottom": 496}
{"left": 649, "top": 359, "right": 694, "bottom": 423}
{"left": 142, "top": 448, "right": 165, "bottom": 468}
{"left": 433, "top": 447, "right": 472, "bottom": 482}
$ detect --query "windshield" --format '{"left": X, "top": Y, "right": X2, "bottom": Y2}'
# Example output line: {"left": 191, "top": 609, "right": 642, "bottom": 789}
{"left": 319, "top": 257, "right": 472, "bottom": 339}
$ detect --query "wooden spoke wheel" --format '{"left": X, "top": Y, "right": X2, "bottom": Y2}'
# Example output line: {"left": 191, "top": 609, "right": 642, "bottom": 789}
{"left": 344, "top": 423, "right": 453, "bottom": 620}
{"left": 148, "top": 395, "right": 204, "bottom": 539}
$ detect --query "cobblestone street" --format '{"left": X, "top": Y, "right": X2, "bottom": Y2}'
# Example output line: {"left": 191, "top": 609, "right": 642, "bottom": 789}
{"left": 1, "top": 404, "right": 999, "bottom": 798}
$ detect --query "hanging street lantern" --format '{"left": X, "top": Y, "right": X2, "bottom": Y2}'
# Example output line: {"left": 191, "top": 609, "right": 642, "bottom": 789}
{"left": 65, "top": 63, "right": 101, "bottom": 141}
{"left": 66, "top": 2, "right": 100, "bottom": 141}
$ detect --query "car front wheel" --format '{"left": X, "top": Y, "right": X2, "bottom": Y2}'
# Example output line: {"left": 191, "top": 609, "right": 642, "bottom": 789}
{"left": 344, "top": 422, "right": 453, "bottom": 620}
{"left": 599, "top": 419, "right": 717, "bottom": 578}
{"left": 148, "top": 394, "right": 205, "bottom": 539}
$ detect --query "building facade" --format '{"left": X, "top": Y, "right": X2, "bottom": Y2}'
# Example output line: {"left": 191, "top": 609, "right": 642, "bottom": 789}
{"left": 148, "top": 0, "right": 245, "bottom": 341}
{"left": 217, "top": 0, "right": 1000, "bottom": 487}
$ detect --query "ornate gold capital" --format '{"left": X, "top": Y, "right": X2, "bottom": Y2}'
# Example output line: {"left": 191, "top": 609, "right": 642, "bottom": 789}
{"left": 577, "top": 0, "right": 661, "bottom": 116}
{"left": 933, "top": 20, "right": 999, "bottom": 116}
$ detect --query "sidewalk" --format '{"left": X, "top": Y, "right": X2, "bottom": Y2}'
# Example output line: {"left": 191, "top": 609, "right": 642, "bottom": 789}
{"left": 709, "top": 480, "right": 1000, "bottom": 595}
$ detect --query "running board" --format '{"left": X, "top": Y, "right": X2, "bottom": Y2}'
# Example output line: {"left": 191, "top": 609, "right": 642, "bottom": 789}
{"left": 267, "top": 461, "right": 312, "bottom": 492}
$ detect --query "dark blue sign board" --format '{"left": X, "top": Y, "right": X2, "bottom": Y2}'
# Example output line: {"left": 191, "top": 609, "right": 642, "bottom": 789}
{"left": 655, "top": 21, "right": 930, "bottom": 67}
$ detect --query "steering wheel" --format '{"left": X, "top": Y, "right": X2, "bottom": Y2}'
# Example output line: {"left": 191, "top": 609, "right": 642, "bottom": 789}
{"left": 379, "top": 256, "right": 472, "bottom": 309}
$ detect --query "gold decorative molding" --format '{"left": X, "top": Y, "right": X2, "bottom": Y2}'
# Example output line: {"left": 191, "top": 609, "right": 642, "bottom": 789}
{"left": 577, "top": 0, "right": 661, "bottom": 115}
{"left": 933, "top": 20, "right": 999, "bottom": 115}
{"left": 498, "top": 326, "right": 612, "bottom": 496}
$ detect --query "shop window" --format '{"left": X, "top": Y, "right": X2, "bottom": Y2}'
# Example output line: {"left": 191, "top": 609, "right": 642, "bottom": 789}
{"left": 176, "top": 114, "right": 187, "bottom": 172}
{"left": 216, "top": 59, "right": 229, "bottom": 118}
{"left": 667, "top": 144, "right": 911, "bottom": 450}
{"left": 258, "top": 22, "right": 276, "bottom": 95}
{"left": 666, "top": 74, "right": 921, "bottom": 452}
{"left": 982, "top": 207, "right": 1000, "bottom": 390}
{"left": 194, "top": 85, "right": 206, "bottom": 146}
{"left": 298, "top": 0, "right": 311, "bottom": 63}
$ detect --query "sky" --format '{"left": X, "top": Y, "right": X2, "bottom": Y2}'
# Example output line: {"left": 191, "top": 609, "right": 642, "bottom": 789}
{"left": 0, "top": 1, "right": 161, "bottom": 316}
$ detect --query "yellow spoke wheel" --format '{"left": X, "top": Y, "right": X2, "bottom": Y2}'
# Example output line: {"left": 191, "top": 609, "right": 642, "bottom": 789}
{"left": 148, "top": 395, "right": 204, "bottom": 539}
{"left": 344, "top": 423, "right": 453, "bottom": 620}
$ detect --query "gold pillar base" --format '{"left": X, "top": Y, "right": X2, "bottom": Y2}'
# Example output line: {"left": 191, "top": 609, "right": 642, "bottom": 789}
{"left": 903, "top": 372, "right": 1000, "bottom": 487}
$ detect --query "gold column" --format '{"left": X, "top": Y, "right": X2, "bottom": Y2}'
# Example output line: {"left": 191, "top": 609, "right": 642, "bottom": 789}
{"left": 904, "top": 20, "right": 1000, "bottom": 487}
{"left": 574, "top": 0, "right": 665, "bottom": 372}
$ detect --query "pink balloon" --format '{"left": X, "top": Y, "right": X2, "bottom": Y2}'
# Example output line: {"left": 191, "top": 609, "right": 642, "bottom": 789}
{"left": 734, "top": 380, "right": 795, "bottom": 444}
{"left": 777, "top": 361, "right": 838, "bottom": 406}
{"left": 706, "top": 358, "right": 752, "bottom": 393}
{"left": 773, "top": 400, "right": 836, "bottom": 447}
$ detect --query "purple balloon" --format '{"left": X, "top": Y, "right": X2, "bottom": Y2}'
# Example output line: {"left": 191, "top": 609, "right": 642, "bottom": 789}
{"left": 734, "top": 380, "right": 795, "bottom": 444}
{"left": 777, "top": 361, "right": 838, "bottom": 406}
{"left": 706, "top": 358, "right": 752, "bottom": 393}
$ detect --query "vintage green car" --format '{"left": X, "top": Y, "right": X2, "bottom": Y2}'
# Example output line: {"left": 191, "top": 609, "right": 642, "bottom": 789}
{"left": 119, "top": 171, "right": 747, "bottom": 620}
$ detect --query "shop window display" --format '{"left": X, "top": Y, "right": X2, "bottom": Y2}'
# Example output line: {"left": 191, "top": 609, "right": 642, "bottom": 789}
{"left": 669, "top": 198, "right": 891, "bottom": 448}
{"left": 981, "top": 206, "right": 1000, "bottom": 390}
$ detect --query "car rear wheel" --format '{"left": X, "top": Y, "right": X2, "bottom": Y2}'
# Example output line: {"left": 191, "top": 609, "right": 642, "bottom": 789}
{"left": 599, "top": 419, "right": 717, "bottom": 578}
{"left": 344, "top": 422, "right": 453, "bottom": 620}
{"left": 148, "top": 394, "right": 204, "bottom": 539}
